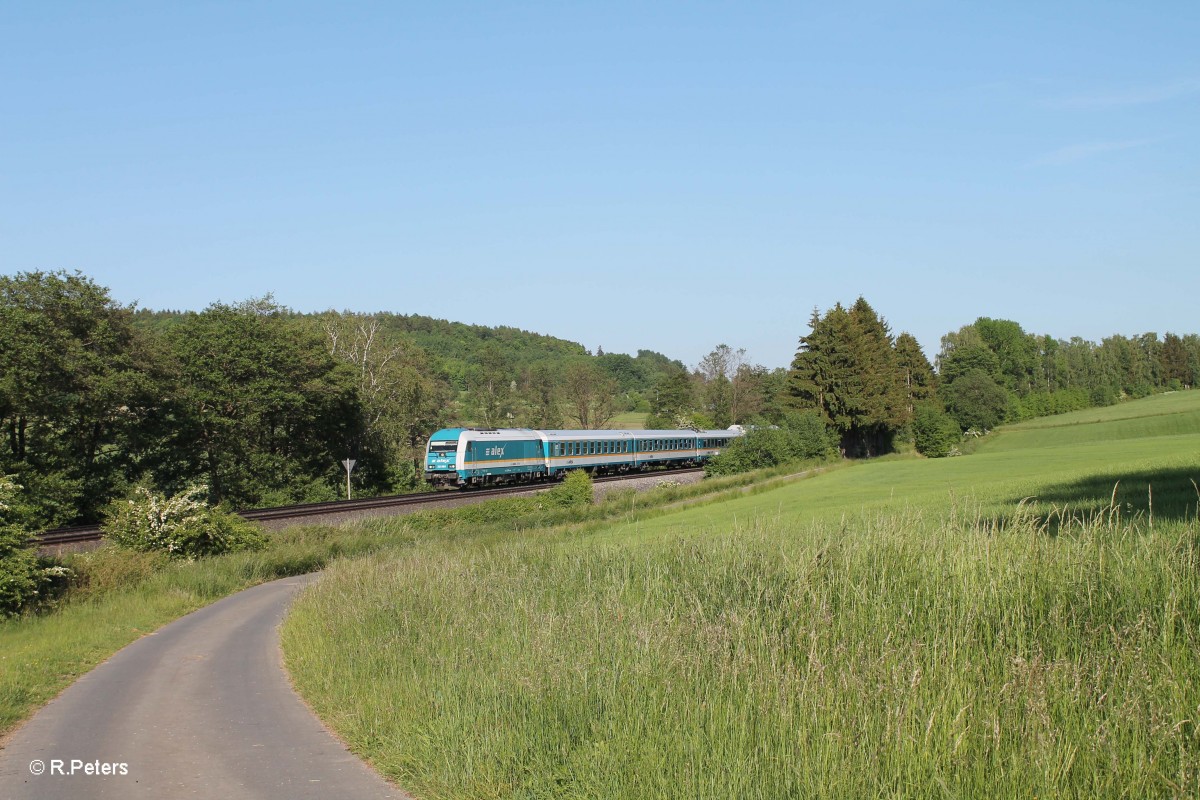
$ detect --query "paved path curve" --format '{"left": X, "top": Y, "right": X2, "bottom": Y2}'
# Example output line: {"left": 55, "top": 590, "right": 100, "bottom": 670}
{"left": 0, "top": 575, "right": 404, "bottom": 799}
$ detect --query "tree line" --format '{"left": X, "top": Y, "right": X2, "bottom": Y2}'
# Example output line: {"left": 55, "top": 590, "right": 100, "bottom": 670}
{"left": 3, "top": 271, "right": 1197, "bottom": 529}
{"left": 787, "top": 298, "right": 1200, "bottom": 458}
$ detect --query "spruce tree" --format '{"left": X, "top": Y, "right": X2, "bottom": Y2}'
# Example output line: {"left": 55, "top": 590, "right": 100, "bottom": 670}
{"left": 894, "top": 332, "right": 937, "bottom": 418}
{"left": 789, "top": 299, "right": 907, "bottom": 457}
{"left": 846, "top": 298, "right": 905, "bottom": 455}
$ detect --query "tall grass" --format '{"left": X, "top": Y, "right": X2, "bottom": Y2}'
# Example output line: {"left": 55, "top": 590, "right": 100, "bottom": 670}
{"left": 283, "top": 505, "right": 1200, "bottom": 798}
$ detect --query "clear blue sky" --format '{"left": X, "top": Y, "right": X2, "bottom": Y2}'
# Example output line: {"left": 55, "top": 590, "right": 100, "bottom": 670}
{"left": 3, "top": 2, "right": 1197, "bottom": 369}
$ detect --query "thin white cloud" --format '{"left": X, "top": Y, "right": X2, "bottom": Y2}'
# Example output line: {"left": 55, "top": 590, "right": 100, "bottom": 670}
{"left": 1052, "top": 78, "right": 1200, "bottom": 109}
{"left": 1031, "top": 137, "right": 1161, "bottom": 166}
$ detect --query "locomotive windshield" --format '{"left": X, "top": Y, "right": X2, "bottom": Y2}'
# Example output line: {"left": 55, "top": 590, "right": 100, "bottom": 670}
{"left": 429, "top": 441, "right": 458, "bottom": 453}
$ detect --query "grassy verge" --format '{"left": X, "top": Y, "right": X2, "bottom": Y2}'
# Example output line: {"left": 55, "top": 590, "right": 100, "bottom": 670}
{"left": 281, "top": 394, "right": 1200, "bottom": 799}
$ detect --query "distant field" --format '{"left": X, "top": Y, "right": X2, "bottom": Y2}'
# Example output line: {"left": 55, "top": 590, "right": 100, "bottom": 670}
{"left": 607, "top": 411, "right": 647, "bottom": 429}
{"left": 978, "top": 391, "right": 1200, "bottom": 453}
{"left": 284, "top": 392, "right": 1200, "bottom": 799}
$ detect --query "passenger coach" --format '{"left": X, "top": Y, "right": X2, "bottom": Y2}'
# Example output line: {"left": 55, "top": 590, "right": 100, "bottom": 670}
{"left": 424, "top": 427, "right": 743, "bottom": 487}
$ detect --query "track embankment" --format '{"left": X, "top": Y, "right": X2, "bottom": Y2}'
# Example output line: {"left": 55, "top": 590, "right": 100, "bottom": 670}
{"left": 36, "top": 468, "right": 705, "bottom": 554}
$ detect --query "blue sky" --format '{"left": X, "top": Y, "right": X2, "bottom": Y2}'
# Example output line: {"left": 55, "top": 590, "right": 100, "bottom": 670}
{"left": 3, "top": 2, "right": 1197, "bottom": 369}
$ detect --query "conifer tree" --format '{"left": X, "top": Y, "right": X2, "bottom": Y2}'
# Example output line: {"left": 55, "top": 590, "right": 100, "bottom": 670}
{"left": 894, "top": 332, "right": 937, "bottom": 417}
{"left": 790, "top": 299, "right": 906, "bottom": 456}
{"left": 846, "top": 298, "right": 906, "bottom": 454}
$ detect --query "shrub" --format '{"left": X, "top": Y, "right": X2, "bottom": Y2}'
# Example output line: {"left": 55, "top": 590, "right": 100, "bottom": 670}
{"left": 912, "top": 405, "right": 962, "bottom": 458}
{"left": 545, "top": 470, "right": 594, "bottom": 508}
{"left": 0, "top": 476, "right": 46, "bottom": 616}
{"left": 103, "top": 485, "right": 267, "bottom": 559}
{"left": 705, "top": 412, "right": 835, "bottom": 476}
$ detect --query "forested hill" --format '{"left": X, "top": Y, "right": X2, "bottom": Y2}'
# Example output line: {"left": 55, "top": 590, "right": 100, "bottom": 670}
{"left": 135, "top": 309, "right": 590, "bottom": 369}
{"left": 133, "top": 307, "right": 685, "bottom": 402}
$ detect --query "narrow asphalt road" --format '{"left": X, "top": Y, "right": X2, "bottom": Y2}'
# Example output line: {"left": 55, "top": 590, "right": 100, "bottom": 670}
{"left": 0, "top": 575, "right": 404, "bottom": 799}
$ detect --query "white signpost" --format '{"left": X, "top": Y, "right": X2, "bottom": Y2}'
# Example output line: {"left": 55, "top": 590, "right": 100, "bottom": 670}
{"left": 342, "top": 458, "right": 357, "bottom": 500}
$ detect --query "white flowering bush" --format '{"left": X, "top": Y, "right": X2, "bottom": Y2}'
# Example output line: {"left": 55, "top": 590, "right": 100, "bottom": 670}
{"left": 103, "top": 485, "right": 266, "bottom": 559}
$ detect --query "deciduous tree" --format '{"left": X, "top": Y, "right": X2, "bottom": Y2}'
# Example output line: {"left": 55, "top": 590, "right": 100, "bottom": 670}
{"left": 0, "top": 271, "right": 154, "bottom": 524}
{"left": 564, "top": 361, "right": 619, "bottom": 429}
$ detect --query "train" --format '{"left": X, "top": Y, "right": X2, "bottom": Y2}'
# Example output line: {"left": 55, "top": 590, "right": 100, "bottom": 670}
{"left": 424, "top": 426, "right": 744, "bottom": 487}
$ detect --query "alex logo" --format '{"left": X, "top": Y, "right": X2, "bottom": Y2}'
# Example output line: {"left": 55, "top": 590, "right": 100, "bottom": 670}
{"left": 485, "top": 446, "right": 505, "bottom": 457}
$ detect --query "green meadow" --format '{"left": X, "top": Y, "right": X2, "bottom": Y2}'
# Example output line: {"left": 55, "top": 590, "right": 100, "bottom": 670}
{"left": 607, "top": 412, "right": 649, "bottom": 429}
{"left": 283, "top": 393, "right": 1200, "bottom": 799}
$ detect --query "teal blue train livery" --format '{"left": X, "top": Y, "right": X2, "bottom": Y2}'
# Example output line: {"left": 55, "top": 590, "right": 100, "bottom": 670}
{"left": 424, "top": 427, "right": 744, "bottom": 487}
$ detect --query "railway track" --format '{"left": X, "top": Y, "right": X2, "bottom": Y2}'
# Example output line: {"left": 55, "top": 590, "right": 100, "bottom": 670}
{"left": 34, "top": 467, "right": 704, "bottom": 550}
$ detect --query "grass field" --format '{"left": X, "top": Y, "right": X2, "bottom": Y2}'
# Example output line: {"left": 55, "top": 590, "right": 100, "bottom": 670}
{"left": 283, "top": 392, "right": 1200, "bottom": 799}
{"left": 607, "top": 412, "right": 648, "bottom": 429}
